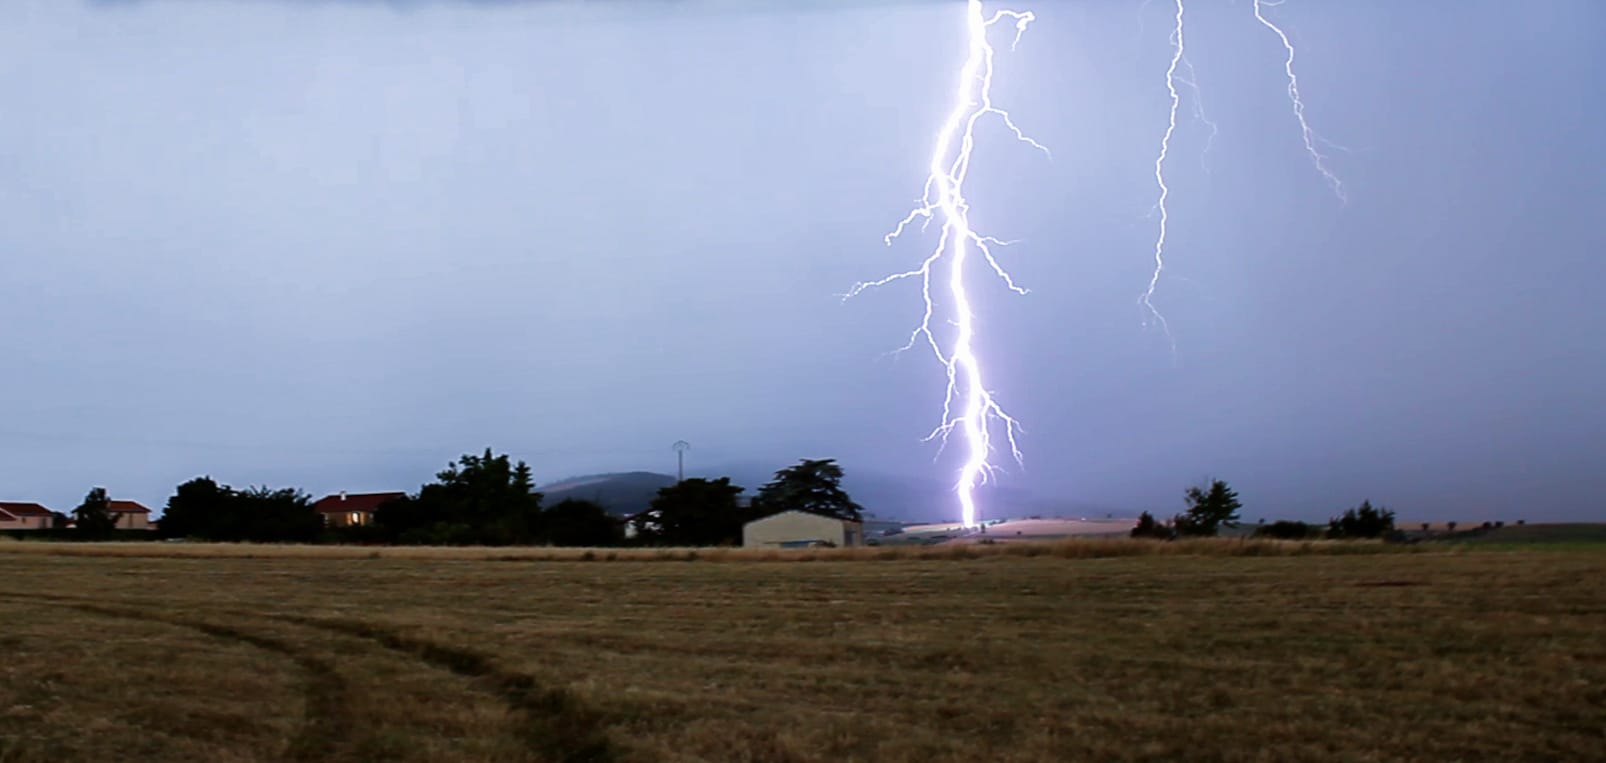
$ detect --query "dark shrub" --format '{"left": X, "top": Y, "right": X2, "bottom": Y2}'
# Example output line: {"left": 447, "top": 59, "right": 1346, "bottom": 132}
{"left": 1254, "top": 520, "right": 1315, "bottom": 540}
{"left": 1130, "top": 512, "right": 1173, "bottom": 540}
{"left": 1327, "top": 500, "right": 1397, "bottom": 539}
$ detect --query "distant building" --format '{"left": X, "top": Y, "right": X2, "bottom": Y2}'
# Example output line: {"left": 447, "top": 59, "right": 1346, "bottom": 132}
{"left": 0, "top": 502, "right": 54, "bottom": 531}
{"left": 619, "top": 509, "right": 654, "bottom": 540}
{"left": 107, "top": 500, "right": 153, "bottom": 530}
{"left": 312, "top": 491, "right": 407, "bottom": 528}
{"left": 743, "top": 510, "right": 864, "bottom": 549}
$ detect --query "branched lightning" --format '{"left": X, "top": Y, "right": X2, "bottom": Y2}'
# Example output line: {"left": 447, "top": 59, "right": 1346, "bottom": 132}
{"left": 1145, "top": 0, "right": 1343, "bottom": 344}
{"left": 845, "top": 0, "right": 1045, "bottom": 528}
{"left": 846, "top": 0, "right": 1346, "bottom": 528}
{"left": 1177, "top": 56, "right": 1219, "bottom": 173}
{"left": 1253, "top": 0, "right": 1346, "bottom": 202}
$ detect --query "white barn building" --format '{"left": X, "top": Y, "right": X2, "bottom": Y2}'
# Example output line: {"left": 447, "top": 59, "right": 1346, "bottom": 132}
{"left": 743, "top": 510, "right": 864, "bottom": 549}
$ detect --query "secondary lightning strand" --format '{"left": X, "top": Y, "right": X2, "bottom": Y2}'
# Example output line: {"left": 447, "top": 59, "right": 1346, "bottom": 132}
{"left": 846, "top": 0, "right": 1044, "bottom": 528}
{"left": 1141, "top": 0, "right": 1186, "bottom": 351}
{"left": 1253, "top": 0, "right": 1346, "bottom": 202}
{"left": 1177, "top": 55, "right": 1219, "bottom": 173}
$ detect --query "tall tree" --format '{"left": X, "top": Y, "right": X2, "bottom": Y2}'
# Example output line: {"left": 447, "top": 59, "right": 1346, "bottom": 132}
{"left": 1176, "top": 480, "right": 1242, "bottom": 537}
{"left": 637, "top": 478, "right": 747, "bottom": 546}
{"left": 752, "top": 459, "right": 863, "bottom": 522}
{"left": 73, "top": 487, "right": 117, "bottom": 536}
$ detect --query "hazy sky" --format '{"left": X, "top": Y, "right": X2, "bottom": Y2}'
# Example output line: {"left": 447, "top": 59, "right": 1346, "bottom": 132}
{"left": 2, "top": 0, "right": 1601, "bottom": 522}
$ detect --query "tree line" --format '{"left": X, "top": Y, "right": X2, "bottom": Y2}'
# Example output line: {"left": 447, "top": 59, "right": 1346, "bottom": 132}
{"left": 1130, "top": 479, "right": 1400, "bottom": 541}
{"left": 63, "top": 449, "right": 864, "bottom": 546}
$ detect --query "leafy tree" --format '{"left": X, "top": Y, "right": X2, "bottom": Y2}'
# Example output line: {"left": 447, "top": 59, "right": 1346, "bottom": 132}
{"left": 636, "top": 477, "right": 747, "bottom": 546}
{"left": 371, "top": 494, "right": 430, "bottom": 540}
{"left": 1178, "top": 480, "right": 1242, "bottom": 537}
{"left": 542, "top": 499, "right": 623, "bottom": 547}
{"left": 233, "top": 486, "right": 321, "bottom": 543}
{"left": 1130, "top": 511, "right": 1173, "bottom": 539}
{"left": 160, "top": 477, "right": 234, "bottom": 539}
{"left": 752, "top": 459, "right": 863, "bottom": 522}
{"left": 377, "top": 449, "right": 544, "bottom": 545}
{"left": 1327, "top": 500, "right": 1396, "bottom": 539}
{"left": 73, "top": 487, "right": 118, "bottom": 536}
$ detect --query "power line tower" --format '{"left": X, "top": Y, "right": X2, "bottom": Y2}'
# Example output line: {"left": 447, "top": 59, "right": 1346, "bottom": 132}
{"left": 672, "top": 440, "right": 691, "bottom": 482}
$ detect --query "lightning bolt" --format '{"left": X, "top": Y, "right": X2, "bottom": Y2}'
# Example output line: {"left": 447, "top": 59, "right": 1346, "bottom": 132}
{"left": 1253, "top": 0, "right": 1346, "bottom": 202}
{"left": 845, "top": 0, "right": 1045, "bottom": 528}
{"left": 1141, "top": 0, "right": 1187, "bottom": 349}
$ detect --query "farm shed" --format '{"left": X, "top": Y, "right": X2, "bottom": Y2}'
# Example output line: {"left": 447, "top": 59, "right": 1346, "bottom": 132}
{"left": 743, "top": 510, "right": 863, "bottom": 549}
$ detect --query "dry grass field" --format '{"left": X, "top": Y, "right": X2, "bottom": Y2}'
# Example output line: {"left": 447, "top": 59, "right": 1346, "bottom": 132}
{"left": 1, "top": 543, "right": 1601, "bottom": 762}
{"left": 0, "top": 536, "right": 1406, "bottom": 562}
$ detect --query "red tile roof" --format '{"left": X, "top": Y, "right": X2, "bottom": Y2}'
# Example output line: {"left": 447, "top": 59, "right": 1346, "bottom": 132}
{"left": 0, "top": 502, "right": 53, "bottom": 517}
{"left": 312, "top": 492, "right": 408, "bottom": 514}
{"left": 108, "top": 500, "right": 151, "bottom": 514}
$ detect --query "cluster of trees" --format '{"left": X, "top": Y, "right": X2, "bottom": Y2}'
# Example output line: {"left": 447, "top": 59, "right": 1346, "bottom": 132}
{"left": 140, "top": 449, "right": 863, "bottom": 548}
{"left": 1249, "top": 501, "right": 1399, "bottom": 540}
{"left": 1325, "top": 500, "right": 1397, "bottom": 539}
{"left": 372, "top": 450, "right": 618, "bottom": 546}
{"left": 160, "top": 479, "right": 321, "bottom": 542}
{"left": 1133, "top": 481, "right": 1401, "bottom": 542}
{"left": 1131, "top": 479, "right": 1243, "bottom": 539}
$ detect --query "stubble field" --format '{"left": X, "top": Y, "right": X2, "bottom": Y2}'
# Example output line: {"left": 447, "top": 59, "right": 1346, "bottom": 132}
{"left": 0, "top": 543, "right": 1601, "bottom": 762}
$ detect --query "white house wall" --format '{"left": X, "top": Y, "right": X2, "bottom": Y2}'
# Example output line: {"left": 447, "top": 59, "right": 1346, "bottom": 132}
{"left": 743, "top": 510, "right": 862, "bottom": 548}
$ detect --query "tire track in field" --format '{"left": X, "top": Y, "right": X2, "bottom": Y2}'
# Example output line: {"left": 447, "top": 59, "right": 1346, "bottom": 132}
{"left": 0, "top": 592, "right": 618, "bottom": 763}
{"left": 277, "top": 614, "right": 617, "bottom": 763}
{"left": 0, "top": 592, "right": 349, "bottom": 761}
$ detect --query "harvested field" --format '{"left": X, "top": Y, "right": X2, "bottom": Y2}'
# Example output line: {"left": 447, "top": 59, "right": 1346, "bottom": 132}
{"left": 1, "top": 547, "right": 1602, "bottom": 762}
{"left": 0, "top": 536, "right": 1409, "bottom": 562}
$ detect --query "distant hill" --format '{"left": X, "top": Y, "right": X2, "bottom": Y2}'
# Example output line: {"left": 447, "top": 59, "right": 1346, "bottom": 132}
{"left": 538, "top": 472, "right": 676, "bottom": 517}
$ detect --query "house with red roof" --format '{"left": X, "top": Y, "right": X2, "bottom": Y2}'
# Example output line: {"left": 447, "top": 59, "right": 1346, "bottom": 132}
{"left": 108, "top": 500, "right": 153, "bottom": 530}
{"left": 312, "top": 491, "right": 406, "bottom": 528}
{"left": 0, "top": 502, "right": 55, "bottom": 531}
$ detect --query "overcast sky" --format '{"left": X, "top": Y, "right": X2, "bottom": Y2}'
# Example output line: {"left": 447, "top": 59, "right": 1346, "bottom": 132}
{"left": 2, "top": 0, "right": 1601, "bottom": 522}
